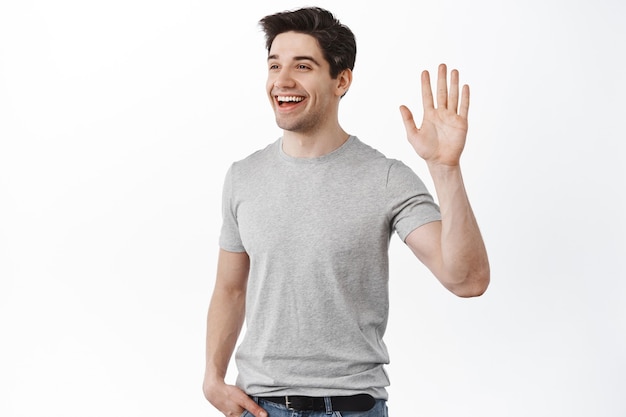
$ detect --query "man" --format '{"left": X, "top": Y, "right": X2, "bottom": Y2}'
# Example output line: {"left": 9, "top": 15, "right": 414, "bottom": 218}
{"left": 203, "top": 7, "right": 489, "bottom": 417}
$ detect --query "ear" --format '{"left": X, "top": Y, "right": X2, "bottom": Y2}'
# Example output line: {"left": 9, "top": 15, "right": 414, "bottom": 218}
{"left": 335, "top": 69, "right": 353, "bottom": 97}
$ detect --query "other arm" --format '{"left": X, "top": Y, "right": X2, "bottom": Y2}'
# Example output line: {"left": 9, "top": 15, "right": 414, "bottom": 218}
{"left": 399, "top": 64, "right": 490, "bottom": 297}
{"left": 202, "top": 249, "right": 267, "bottom": 417}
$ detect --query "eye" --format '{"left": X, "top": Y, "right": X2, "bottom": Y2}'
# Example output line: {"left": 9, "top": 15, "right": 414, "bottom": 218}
{"left": 296, "top": 64, "right": 311, "bottom": 70}
{"left": 268, "top": 63, "right": 280, "bottom": 71}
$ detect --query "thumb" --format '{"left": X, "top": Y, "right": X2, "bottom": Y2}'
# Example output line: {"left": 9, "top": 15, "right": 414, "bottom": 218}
{"left": 399, "top": 105, "right": 418, "bottom": 136}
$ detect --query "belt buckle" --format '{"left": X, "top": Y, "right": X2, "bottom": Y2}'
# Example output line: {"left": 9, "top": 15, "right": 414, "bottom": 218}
{"left": 284, "top": 396, "right": 315, "bottom": 411}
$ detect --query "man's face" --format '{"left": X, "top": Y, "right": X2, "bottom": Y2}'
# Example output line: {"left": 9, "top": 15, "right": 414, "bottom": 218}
{"left": 266, "top": 31, "right": 340, "bottom": 134}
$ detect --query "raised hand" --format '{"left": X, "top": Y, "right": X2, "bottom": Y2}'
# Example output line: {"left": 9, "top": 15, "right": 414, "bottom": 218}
{"left": 399, "top": 63, "right": 469, "bottom": 168}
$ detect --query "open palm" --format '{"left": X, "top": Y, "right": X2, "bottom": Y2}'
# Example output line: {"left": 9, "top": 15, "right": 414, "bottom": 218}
{"left": 400, "top": 64, "right": 469, "bottom": 167}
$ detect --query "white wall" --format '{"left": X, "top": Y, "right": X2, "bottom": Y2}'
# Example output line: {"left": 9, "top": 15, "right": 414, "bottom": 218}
{"left": 1, "top": 0, "right": 624, "bottom": 416}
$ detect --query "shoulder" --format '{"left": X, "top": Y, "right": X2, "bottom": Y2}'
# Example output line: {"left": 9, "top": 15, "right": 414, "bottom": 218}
{"left": 229, "top": 138, "right": 280, "bottom": 175}
{"left": 350, "top": 137, "right": 416, "bottom": 176}
{"left": 349, "top": 136, "right": 385, "bottom": 158}
{"left": 348, "top": 137, "right": 397, "bottom": 168}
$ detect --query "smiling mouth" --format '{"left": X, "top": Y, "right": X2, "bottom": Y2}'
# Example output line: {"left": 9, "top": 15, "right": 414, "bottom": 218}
{"left": 276, "top": 95, "right": 305, "bottom": 106}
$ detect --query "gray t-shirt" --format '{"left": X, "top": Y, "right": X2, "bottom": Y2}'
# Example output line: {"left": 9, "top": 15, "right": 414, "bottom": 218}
{"left": 219, "top": 136, "right": 440, "bottom": 399}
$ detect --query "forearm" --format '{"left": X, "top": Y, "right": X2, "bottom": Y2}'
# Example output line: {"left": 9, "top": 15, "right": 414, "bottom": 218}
{"left": 203, "top": 264, "right": 267, "bottom": 417}
{"left": 204, "top": 250, "right": 250, "bottom": 389}
{"left": 429, "top": 164, "right": 490, "bottom": 296}
{"left": 204, "top": 286, "right": 246, "bottom": 389}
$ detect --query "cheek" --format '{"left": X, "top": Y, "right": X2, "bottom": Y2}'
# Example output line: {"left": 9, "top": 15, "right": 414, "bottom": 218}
{"left": 266, "top": 74, "right": 278, "bottom": 90}
{"left": 266, "top": 82, "right": 276, "bottom": 103}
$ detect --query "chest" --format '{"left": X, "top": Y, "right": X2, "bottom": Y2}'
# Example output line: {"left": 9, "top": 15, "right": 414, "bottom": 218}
{"left": 234, "top": 167, "right": 390, "bottom": 255}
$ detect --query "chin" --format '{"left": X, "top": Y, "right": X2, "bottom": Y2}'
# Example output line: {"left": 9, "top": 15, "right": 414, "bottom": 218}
{"left": 275, "top": 115, "right": 319, "bottom": 133}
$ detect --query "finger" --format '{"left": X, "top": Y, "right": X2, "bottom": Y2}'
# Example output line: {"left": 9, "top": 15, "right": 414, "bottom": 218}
{"left": 399, "top": 105, "right": 419, "bottom": 136}
{"left": 459, "top": 84, "right": 470, "bottom": 119}
{"left": 247, "top": 403, "right": 268, "bottom": 417}
{"left": 449, "top": 69, "right": 460, "bottom": 113}
{"left": 420, "top": 70, "right": 434, "bottom": 110}
{"left": 436, "top": 63, "right": 448, "bottom": 109}
{"left": 238, "top": 393, "right": 268, "bottom": 417}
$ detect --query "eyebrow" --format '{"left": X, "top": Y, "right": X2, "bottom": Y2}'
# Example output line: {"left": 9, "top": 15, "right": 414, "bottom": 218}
{"left": 267, "top": 54, "right": 322, "bottom": 67}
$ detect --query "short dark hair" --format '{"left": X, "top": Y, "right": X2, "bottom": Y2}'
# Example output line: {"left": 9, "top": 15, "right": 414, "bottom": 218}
{"left": 259, "top": 7, "right": 356, "bottom": 79}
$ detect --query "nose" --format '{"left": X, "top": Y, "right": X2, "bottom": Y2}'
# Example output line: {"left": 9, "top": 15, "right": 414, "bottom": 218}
{"left": 273, "top": 68, "right": 295, "bottom": 89}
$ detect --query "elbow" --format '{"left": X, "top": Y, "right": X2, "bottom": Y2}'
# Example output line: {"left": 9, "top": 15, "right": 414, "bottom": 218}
{"left": 452, "top": 279, "right": 489, "bottom": 298}
{"left": 447, "top": 266, "right": 490, "bottom": 298}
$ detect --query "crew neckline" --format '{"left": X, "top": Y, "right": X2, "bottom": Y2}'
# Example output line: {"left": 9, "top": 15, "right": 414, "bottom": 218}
{"left": 277, "top": 136, "right": 356, "bottom": 165}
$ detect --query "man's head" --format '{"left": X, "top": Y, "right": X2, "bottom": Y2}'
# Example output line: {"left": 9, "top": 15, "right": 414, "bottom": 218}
{"left": 260, "top": 8, "right": 356, "bottom": 135}
{"left": 259, "top": 7, "right": 356, "bottom": 79}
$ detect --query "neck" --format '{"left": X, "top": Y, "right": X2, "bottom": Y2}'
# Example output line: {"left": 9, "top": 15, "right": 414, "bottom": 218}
{"left": 281, "top": 125, "right": 350, "bottom": 158}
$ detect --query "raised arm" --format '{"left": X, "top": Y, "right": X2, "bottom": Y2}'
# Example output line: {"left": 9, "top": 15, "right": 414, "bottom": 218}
{"left": 399, "top": 64, "right": 490, "bottom": 297}
{"left": 202, "top": 249, "right": 267, "bottom": 417}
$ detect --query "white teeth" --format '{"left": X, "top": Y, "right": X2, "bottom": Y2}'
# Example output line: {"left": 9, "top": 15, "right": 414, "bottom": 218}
{"left": 277, "top": 96, "right": 304, "bottom": 103}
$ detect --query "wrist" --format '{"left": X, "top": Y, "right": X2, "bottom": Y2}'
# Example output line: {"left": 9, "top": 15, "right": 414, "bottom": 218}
{"left": 427, "top": 162, "right": 462, "bottom": 178}
{"left": 203, "top": 368, "right": 226, "bottom": 391}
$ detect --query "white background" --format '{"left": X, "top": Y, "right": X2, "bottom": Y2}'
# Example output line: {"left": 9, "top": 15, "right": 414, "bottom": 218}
{"left": 1, "top": 0, "right": 625, "bottom": 416}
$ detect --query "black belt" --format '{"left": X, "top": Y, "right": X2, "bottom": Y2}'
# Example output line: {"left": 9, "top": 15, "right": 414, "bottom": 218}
{"left": 260, "top": 394, "right": 376, "bottom": 412}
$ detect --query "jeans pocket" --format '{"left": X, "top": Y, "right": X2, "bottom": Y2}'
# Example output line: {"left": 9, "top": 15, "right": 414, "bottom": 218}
{"left": 240, "top": 411, "right": 250, "bottom": 417}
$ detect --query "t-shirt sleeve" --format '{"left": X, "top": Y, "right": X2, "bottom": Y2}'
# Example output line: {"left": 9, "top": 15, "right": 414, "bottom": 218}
{"left": 386, "top": 160, "right": 441, "bottom": 241}
{"left": 218, "top": 164, "right": 246, "bottom": 252}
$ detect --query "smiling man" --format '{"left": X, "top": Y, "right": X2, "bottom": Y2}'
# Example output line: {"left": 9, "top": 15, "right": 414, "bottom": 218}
{"left": 268, "top": 30, "right": 352, "bottom": 155}
{"left": 203, "top": 7, "right": 489, "bottom": 417}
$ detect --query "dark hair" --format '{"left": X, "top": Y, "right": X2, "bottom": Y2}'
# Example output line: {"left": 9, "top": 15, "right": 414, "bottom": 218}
{"left": 259, "top": 7, "right": 356, "bottom": 79}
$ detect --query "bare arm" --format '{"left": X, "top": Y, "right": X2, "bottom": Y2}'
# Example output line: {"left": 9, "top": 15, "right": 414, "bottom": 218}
{"left": 202, "top": 249, "right": 267, "bottom": 417}
{"left": 405, "top": 169, "right": 489, "bottom": 297}
{"left": 400, "top": 64, "right": 490, "bottom": 297}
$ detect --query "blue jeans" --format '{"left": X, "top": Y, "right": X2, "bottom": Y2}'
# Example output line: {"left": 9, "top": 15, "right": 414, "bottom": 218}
{"left": 242, "top": 397, "right": 388, "bottom": 417}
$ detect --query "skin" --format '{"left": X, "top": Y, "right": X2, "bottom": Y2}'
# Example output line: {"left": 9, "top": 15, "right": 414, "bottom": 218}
{"left": 266, "top": 32, "right": 352, "bottom": 158}
{"left": 203, "top": 31, "right": 489, "bottom": 417}
{"left": 400, "top": 65, "right": 490, "bottom": 297}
